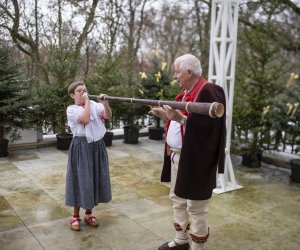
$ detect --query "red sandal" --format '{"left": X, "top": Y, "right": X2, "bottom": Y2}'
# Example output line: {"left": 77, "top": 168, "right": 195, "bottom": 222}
{"left": 70, "top": 217, "right": 81, "bottom": 231}
{"left": 84, "top": 215, "right": 99, "bottom": 227}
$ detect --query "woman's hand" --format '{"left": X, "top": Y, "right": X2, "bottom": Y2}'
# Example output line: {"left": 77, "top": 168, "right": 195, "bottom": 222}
{"left": 98, "top": 94, "right": 112, "bottom": 119}
{"left": 97, "top": 94, "right": 108, "bottom": 105}
{"left": 82, "top": 92, "right": 90, "bottom": 103}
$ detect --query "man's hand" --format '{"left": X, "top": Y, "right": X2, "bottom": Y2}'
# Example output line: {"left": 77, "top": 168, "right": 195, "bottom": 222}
{"left": 162, "top": 105, "right": 179, "bottom": 120}
{"left": 149, "top": 106, "right": 167, "bottom": 120}
{"left": 162, "top": 105, "right": 186, "bottom": 124}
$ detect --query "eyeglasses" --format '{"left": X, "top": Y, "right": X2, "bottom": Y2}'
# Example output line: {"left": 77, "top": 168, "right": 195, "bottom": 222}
{"left": 76, "top": 89, "right": 87, "bottom": 94}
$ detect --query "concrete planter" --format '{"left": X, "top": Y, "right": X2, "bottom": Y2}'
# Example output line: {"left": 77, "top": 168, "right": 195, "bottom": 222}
{"left": 148, "top": 127, "right": 164, "bottom": 140}
{"left": 241, "top": 149, "right": 263, "bottom": 168}
{"left": 123, "top": 126, "right": 139, "bottom": 144}
{"left": 0, "top": 139, "right": 9, "bottom": 157}
{"left": 290, "top": 159, "right": 300, "bottom": 183}
{"left": 56, "top": 134, "right": 73, "bottom": 150}
{"left": 103, "top": 131, "right": 114, "bottom": 147}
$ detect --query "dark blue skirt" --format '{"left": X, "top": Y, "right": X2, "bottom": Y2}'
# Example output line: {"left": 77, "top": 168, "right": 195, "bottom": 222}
{"left": 65, "top": 137, "right": 112, "bottom": 209}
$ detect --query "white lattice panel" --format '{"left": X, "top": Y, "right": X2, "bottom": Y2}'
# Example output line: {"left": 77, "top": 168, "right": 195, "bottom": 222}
{"left": 209, "top": 0, "right": 243, "bottom": 193}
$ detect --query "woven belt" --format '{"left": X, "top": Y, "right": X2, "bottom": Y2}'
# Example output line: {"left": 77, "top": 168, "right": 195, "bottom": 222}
{"left": 170, "top": 148, "right": 181, "bottom": 153}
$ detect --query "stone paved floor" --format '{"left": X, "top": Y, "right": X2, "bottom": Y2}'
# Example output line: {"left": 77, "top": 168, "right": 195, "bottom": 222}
{"left": 0, "top": 137, "right": 300, "bottom": 250}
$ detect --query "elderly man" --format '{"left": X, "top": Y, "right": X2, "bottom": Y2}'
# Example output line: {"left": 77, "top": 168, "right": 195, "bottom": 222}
{"left": 151, "top": 54, "right": 226, "bottom": 250}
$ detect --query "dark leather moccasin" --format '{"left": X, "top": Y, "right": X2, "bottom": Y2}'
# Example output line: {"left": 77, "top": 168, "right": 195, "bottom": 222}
{"left": 158, "top": 242, "right": 190, "bottom": 250}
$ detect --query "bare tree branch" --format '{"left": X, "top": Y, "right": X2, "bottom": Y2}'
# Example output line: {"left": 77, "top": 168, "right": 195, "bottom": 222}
{"left": 281, "top": 0, "right": 300, "bottom": 15}
{"left": 72, "top": 0, "right": 99, "bottom": 76}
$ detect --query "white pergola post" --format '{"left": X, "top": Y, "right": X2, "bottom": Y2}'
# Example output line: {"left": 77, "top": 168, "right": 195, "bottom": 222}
{"left": 209, "top": 0, "right": 243, "bottom": 193}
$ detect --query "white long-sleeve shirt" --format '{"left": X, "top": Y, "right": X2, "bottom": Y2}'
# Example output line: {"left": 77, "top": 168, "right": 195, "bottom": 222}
{"left": 67, "top": 100, "right": 106, "bottom": 143}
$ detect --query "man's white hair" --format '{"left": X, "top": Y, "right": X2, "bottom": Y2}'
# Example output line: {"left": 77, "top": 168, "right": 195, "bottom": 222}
{"left": 174, "top": 54, "right": 202, "bottom": 77}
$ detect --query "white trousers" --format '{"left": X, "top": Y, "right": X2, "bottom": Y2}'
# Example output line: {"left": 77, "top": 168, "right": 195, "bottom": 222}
{"left": 170, "top": 152, "right": 209, "bottom": 246}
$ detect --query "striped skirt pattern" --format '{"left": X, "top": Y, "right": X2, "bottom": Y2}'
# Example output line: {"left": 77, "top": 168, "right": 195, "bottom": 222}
{"left": 65, "top": 137, "right": 112, "bottom": 209}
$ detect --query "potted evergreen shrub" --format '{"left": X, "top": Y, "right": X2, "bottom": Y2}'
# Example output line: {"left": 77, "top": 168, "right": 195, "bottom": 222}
{"left": 85, "top": 54, "right": 127, "bottom": 147}
{"left": 36, "top": 83, "right": 72, "bottom": 150}
{"left": 233, "top": 17, "right": 287, "bottom": 167}
{"left": 53, "top": 85, "right": 73, "bottom": 150}
{"left": 139, "top": 51, "right": 172, "bottom": 140}
{"left": 0, "top": 46, "right": 33, "bottom": 156}
{"left": 35, "top": 47, "right": 78, "bottom": 150}
{"left": 113, "top": 81, "right": 145, "bottom": 144}
{"left": 121, "top": 103, "right": 143, "bottom": 144}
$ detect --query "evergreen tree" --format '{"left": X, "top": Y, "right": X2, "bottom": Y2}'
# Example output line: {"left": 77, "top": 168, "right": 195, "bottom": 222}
{"left": 0, "top": 46, "right": 32, "bottom": 142}
{"left": 233, "top": 6, "right": 289, "bottom": 166}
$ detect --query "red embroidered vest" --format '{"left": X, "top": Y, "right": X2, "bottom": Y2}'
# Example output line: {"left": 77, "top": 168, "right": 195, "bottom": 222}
{"left": 165, "top": 76, "right": 208, "bottom": 139}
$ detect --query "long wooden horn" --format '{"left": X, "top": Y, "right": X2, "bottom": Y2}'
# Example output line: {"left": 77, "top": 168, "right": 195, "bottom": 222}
{"left": 89, "top": 95, "right": 224, "bottom": 118}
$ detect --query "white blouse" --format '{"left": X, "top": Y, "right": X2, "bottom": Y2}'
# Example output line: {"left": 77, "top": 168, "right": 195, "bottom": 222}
{"left": 67, "top": 100, "right": 106, "bottom": 143}
{"left": 166, "top": 120, "right": 183, "bottom": 150}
